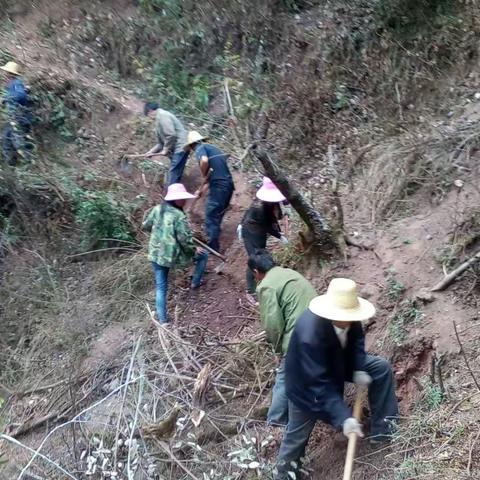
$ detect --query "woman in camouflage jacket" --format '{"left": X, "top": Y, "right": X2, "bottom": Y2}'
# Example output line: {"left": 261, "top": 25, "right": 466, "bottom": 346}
{"left": 142, "top": 184, "right": 207, "bottom": 324}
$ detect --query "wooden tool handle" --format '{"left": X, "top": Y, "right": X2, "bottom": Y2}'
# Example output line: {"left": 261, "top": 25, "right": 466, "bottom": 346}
{"left": 192, "top": 237, "right": 227, "bottom": 262}
{"left": 342, "top": 389, "right": 367, "bottom": 480}
{"left": 125, "top": 152, "right": 167, "bottom": 159}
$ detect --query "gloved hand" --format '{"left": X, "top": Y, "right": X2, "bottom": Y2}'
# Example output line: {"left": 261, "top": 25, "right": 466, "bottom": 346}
{"left": 279, "top": 235, "right": 289, "bottom": 245}
{"left": 343, "top": 417, "right": 364, "bottom": 438}
{"left": 353, "top": 370, "right": 372, "bottom": 386}
{"left": 237, "top": 224, "right": 243, "bottom": 241}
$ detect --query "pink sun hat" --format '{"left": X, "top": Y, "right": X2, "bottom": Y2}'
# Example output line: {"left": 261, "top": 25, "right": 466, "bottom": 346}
{"left": 256, "top": 177, "right": 287, "bottom": 203}
{"left": 164, "top": 183, "right": 196, "bottom": 201}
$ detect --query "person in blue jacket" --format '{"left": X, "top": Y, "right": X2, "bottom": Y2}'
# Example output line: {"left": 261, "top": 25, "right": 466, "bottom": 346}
{"left": 183, "top": 131, "right": 234, "bottom": 253}
{"left": 1, "top": 61, "right": 33, "bottom": 166}
{"left": 275, "top": 278, "right": 399, "bottom": 479}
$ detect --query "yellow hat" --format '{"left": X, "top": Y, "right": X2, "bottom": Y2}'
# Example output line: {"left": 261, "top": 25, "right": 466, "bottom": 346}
{"left": 183, "top": 131, "right": 208, "bottom": 151}
{"left": 309, "top": 278, "right": 376, "bottom": 322}
{"left": 0, "top": 61, "right": 20, "bottom": 75}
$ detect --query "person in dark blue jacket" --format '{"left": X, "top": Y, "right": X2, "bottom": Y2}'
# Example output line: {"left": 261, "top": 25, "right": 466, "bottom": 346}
{"left": 1, "top": 61, "right": 33, "bottom": 166}
{"left": 184, "top": 131, "right": 234, "bottom": 253}
{"left": 275, "top": 278, "right": 399, "bottom": 479}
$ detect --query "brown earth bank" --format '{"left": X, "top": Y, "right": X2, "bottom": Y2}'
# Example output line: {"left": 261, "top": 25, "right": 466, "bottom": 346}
{"left": 2, "top": 1, "right": 480, "bottom": 479}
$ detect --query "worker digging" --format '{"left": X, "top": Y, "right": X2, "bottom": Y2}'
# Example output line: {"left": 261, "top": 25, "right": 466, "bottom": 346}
{"left": 1, "top": 60, "right": 34, "bottom": 166}
{"left": 143, "top": 101, "right": 189, "bottom": 185}
{"left": 183, "top": 130, "right": 235, "bottom": 253}
{"left": 248, "top": 249, "right": 317, "bottom": 426}
{"left": 239, "top": 177, "right": 289, "bottom": 305}
{"left": 274, "top": 278, "right": 399, "bottom": 479}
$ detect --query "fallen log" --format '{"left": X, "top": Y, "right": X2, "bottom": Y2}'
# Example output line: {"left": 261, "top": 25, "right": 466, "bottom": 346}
{"left": 431, "top": 250, "right": 480, "bottom": 292}
{"left": 252, "top": 115, "right": 335, "bottom": 249}
{"left": 252, "top": 146, "right": 335, "bottom": 248}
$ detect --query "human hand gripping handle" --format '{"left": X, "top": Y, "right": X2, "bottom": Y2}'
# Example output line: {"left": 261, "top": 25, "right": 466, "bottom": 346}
{"left": 342, "top": 389, "right": 367, "bottom": 480}
{"left": 342, "top": 417, "right": 364, "bottom": 438}
{"left": 352, "top": 370, "right": 372, "bottom": 387}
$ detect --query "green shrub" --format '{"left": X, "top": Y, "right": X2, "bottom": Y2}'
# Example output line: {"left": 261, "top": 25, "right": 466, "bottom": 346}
{"left": 30, "top": 91, "right": 76, "bottom": 141}
{"left": 386, "top": 274, "right": 405, "bottom": 301}
{"left": 376, "top": 0, "right": 459, "bottom": 38}
{"left": 71, "top": 188, "right": 135, "bottom": 249}
{"left": 138, "top": 0, "right": 182, "bottom": 16}
{"left": 0, "top": 212, "right": 19, "bottom": 248}
{"left": 388, "top": 299, "right": 422, "bottom": 346}
{"left": 145, "top": 57, "right": 212, "bottom": 114}
{"left": 422, "top": 381, "right": 444, "bottom": 410}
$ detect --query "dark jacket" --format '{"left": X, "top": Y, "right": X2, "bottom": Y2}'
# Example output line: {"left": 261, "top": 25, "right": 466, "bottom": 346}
{"left": 3, "top": 78, "right": 32, "bottom": 126}
{"left": 285, "top": 309, "right": 367, "bottom": 429}
{"left": 241, "top": 199, "right": 282, "bottom": 239}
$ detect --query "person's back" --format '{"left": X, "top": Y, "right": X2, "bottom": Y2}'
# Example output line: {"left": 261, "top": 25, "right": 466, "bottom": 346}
{"left": 144, "top": 202, "right": 194, "bottom": 269}
{"left": 155, "top": 108, "right": 187, "bottom": 154}
{"left": 196, "top": 143, "right": 233, "bottom": 186}
{"left": 257, "top": 266, "right": 317, "bottom": 354}
{"left": 249, "top": 250, "right": 317, "bottom": 426}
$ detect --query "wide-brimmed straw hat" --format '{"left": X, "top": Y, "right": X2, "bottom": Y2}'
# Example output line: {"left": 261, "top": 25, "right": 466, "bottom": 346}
{"left": 0, "top": 61, "right": 20, "bottom": 75}
{"left": 164, "top": 183, "right": 196, "bottom": 201}
{"left": 256, "top": 177, "right": 286, "bottom": 203}
{"left": 309, "top": 278, "right": 376, "bottom": 322}
{"left": 183, "top": 131, "right": 208, "bottom": 151}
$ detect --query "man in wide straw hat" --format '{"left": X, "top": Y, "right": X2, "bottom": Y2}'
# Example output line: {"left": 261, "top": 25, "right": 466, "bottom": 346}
{"left": 184, "top": 131, "right": 234, "bottom": 253}
{"left": 275, "top": 278, "right": 399, "bottom": 479}
{"left": 1, "top": 61, "right": 33, "bottom": 165}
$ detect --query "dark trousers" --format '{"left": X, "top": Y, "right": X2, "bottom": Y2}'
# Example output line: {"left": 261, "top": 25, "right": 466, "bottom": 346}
{"left": 2, "top": 122, "right": 32, "bottom": 166}
{"left": 168, "top": 151, "right": 190, "bottom": 185}
{"left": 275, "top": 355, "right": 399, "bottom": 479}
{"left": 242, "top": 228, "right": 267, "bottom": 293}
{"left": 205, "top": 183, "right": 233, "bottom": 252}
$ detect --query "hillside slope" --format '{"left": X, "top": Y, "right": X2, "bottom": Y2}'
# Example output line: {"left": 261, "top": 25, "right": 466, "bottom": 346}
{"left": 1, "top": 1, "right": 480, "bottom": 479}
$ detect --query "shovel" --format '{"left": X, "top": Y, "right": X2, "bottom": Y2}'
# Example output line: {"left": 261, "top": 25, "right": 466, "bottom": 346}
{"left": 119, "top": 152, "right": 167, "bottom": 174}
{"left": 342, "top": 389, "right": 367, "bottom": 480}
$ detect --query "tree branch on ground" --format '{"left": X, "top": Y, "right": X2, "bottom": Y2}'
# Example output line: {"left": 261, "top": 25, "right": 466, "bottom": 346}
{"left": 431, "top": 250, "right": 480, "bottom": 291}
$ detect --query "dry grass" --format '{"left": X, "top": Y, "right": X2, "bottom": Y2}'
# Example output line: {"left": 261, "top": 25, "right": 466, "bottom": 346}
{"left": 359, "top": 121, "right": 480, "bottom": 222}
{"left": 1, "top": 318, "right": 276, "bottom": 479}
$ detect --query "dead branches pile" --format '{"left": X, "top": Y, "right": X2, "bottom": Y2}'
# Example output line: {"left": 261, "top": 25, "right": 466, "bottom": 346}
{"left": 1, "top": 319, "right": 275, "bottom": 479}
{"left": 361, "top": 120, "right": 480, "bottom": 222}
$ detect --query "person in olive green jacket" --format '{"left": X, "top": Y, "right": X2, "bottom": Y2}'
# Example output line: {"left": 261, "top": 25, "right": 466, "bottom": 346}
{"left": 142, "top": 183, "right": 207, "bottom": 324}
{"left": 248, "top": 249, "right": 317, "bottom": 425}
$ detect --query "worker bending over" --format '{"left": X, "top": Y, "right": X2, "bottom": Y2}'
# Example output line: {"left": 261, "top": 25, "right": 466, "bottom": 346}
{"left": 275, "top": 278, "right": 399, "bottom": 479}
{"left": 248, "top": 249, "right": 317, "bottom": 426}
{"left": 184, "top": 131, "right": 234, "bottom": 253}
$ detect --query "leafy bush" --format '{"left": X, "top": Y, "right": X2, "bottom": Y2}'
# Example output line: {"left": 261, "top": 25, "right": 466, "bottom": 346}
{"left": 30, "top": 90, "right": 76, "bottom": 141}
{"left": 422, "top": 380, "right": 444, "bottom": 410}
{"left": 144, "top": 56, "right": 212, "bottom": 114}
{"left": 70, "top": 188, "right": 135, "bottom": 249}
{"left": 0, "top": 212, "right": 19, "bottom": 249}
{"left": 377, "top": 0, "right": 455, "bottom": 32}
{"left": 138, "top": 0, "right": 182, "bottom": 16}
